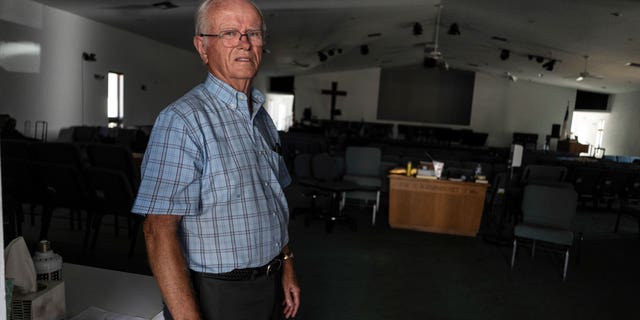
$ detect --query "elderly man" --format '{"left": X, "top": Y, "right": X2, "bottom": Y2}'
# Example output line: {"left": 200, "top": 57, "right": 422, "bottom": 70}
{"left": 132, "top": 0, "right": 300, "bottom": 319}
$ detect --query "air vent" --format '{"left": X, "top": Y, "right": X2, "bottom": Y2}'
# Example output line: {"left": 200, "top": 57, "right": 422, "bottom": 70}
{"left": 368, "top": 33, "right": 382, "bottom": 38}
{"left": 625, "top": 62, "right": 640, "bottom": 68}
{"left": 491, "top": 36, "right": 508, "bottom": 42}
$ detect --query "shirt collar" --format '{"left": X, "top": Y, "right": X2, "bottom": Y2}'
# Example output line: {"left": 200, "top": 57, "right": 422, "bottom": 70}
{"left": 204, "top": 73, "right": 265, "bottom": 113}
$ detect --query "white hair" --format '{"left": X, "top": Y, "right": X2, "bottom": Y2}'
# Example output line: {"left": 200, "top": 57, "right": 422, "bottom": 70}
{"left": 194, "top": 0, "right": 266, "bottom": 34}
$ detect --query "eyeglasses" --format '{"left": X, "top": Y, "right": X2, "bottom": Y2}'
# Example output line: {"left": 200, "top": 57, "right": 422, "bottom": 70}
{"left": 198, "top": 30, "right": 264, "bottom": 47}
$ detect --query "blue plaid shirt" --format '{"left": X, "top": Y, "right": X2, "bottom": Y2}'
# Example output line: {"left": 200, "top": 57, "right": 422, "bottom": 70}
{"left": 132, "top": 73, "right": 291, "bottom": 274}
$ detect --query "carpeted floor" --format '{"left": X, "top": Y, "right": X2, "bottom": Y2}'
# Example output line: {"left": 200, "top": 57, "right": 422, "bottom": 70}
{"left": 15, "top": 200, "right": 639, "bottom": 320}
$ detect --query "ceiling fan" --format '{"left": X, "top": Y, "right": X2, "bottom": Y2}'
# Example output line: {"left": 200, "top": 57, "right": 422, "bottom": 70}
{"left": 423, "top": 3, "right": 447, "bottom": 69}
{"left": 576, "top": 55, "right": 603, "bottom": 82}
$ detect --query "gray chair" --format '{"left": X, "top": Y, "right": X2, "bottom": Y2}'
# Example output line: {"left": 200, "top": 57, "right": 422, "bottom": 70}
{"left": 343, "top": 146, "right": 382, "bottom": 225}
{"left": 511, "top": 183, "right": 578, "bottom": 281}
{"left": 302, "top": 153, "right": 358, "bottom": 232}
{"left": 614, "top": 174, "right": 640, "bottom": 238}
{"left": 288, "top": 153, "right": 319, "bottom": 220}
{"left": 520, "top": 165, "right": 567, "bottom": 185}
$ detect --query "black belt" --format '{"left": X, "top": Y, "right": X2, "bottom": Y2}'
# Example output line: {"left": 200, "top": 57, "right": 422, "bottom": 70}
{"left": 193, "top": 257, "right": 283, "bottom": 281}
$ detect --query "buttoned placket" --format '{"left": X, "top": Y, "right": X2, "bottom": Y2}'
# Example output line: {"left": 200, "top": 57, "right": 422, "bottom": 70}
{"left": 237, "top": 92, "right": 284, "bottom": 251}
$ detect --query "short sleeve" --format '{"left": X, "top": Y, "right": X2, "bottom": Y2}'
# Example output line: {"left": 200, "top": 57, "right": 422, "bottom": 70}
{"left": 132, "top": 108, "right": 203, "bottom": 216}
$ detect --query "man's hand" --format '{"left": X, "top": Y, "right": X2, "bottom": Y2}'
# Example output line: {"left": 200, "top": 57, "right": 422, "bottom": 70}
{"left": 281, "top": 259, "right": 301, "bottom": 319}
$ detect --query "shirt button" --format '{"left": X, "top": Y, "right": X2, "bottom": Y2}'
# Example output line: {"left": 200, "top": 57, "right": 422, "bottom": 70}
{"left": 264, "top": 182, "right": 269, "bottom": 187}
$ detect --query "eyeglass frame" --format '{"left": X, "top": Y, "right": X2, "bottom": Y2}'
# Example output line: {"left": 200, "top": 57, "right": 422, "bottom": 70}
{"left": 197, "top": 30, "right": 265, "bottom": 47}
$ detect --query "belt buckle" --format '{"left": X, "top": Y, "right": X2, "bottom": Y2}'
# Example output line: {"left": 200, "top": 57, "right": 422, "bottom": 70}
{"left": 266, "top": 259, "right": 282, "bottom": 276}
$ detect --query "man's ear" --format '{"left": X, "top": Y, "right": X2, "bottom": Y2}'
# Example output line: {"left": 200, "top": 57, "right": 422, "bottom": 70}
{"left": 193, "top": 36, "right": 208, "bottom": 64}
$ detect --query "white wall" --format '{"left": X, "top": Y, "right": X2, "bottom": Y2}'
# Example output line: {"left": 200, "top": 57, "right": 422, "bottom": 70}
{"left": 604, "top": 91, "right": 640, "bottom": 156}
{"left": 0, "top": 0, "right": 205, "bottom": 140}
{"left": 293, "top": 68, "right": 578, "bottom": 149}
{"left": 471, "top": 73, "right": 576, "bottom": 148}
{"left": 294, "top": 68, "right": 380, "bottom": 122}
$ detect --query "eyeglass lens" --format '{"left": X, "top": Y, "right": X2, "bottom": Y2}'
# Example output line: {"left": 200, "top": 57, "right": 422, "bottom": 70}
{"left": 222, "top": 31, "right": 263, "bottom": 47}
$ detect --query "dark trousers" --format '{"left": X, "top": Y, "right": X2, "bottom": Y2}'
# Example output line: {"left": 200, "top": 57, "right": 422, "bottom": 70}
{"left": 163, "top": 270, "right": 283, "bottom": 320}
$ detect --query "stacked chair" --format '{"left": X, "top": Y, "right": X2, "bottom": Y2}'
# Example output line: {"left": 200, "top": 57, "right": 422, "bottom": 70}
{"left": 84, "top": 143, "right": 142, "bottom": 257}
{"left": 1, "top": 139, "right": 143, "bottom": 258}
{"left": 569, "top": 167, "right": 602, "bottom": 208}
{"left": 615, "top": 173, "right": 640, "bottom": 238}
{"left": 1, "top": 139, "right": 35, "bottom": 240}
{"left": 30, "top": 142, "right": 90, "bottom": 240}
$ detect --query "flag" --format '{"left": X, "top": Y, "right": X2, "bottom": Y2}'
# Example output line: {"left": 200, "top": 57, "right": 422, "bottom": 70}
{"left": 560, "top": 103, "right": 569, "bottom": 139}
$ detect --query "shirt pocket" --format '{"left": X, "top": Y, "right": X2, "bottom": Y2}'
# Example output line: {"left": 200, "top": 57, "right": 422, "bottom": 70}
{"left": 265, "top": 148, "right": 291, "bottom": 188}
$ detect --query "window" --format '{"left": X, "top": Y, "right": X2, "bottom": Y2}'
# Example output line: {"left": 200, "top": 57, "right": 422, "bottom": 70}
{"left": 264, "top": 93, "right": 294, "bottom": 131}
{"left": 570, "top": 111, "right": 609, "bottom": 157}
{"left": 107, "top": 72, "right": 124, "bottom": 128}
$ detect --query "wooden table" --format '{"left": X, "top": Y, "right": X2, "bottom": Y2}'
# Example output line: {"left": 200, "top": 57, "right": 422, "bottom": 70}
{"left": 388, "top": 175, "right": 489, "bottom": 237}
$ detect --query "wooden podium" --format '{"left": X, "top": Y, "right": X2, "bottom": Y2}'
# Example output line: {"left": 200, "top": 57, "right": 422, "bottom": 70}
{"left": 557, "top": 139, "right": 589, "bottom": 155}
{"left": 388, "top": 175, "right": 488, "bottom": 237}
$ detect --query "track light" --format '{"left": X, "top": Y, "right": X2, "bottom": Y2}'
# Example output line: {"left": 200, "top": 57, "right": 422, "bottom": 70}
{"left": 500, "top": 49, "right": 510, "bottom": 61}
{"left": 360, "top": 44, "right": 369, "bottom": 55}
{"left": 317, "top": 51, "right": 327, "bottom": 62}
{"left": 423, "top": 57, "right": 437, "bottom": 68}
{"left": 536, "top": 56, "right": 544, "bottom": 63}
{"left": 327, "top": 49, "right": 334, "bottom": 56}
{"left": 82, "top": 52, "right": 96, "bottom": 61}
{"left": 448, "top": 23, "right": 460, "bottom": 35}
{"left": 412, "top": 22, "right": 423, "bottom": 36}
{"left": 542, "top": 59, "right": 556, "bottom": 71}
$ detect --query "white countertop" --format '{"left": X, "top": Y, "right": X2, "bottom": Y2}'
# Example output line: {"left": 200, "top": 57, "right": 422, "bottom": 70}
{"left": 64, "top": 263, "right": 162, "bottom": 319}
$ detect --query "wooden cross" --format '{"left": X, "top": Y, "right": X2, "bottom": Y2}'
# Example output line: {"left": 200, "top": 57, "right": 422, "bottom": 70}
{"left": 321, "top": 81, "right": 347, "bottom": 120}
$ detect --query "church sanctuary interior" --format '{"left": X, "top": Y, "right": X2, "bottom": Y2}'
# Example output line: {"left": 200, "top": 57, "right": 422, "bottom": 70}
{"left": 2, "top": 0, "right": 640, "bottom": 318}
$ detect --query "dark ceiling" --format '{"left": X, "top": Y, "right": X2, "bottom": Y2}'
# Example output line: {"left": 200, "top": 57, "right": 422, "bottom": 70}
{"left": 33, "top": 0, "right": 640, "bottom": 93}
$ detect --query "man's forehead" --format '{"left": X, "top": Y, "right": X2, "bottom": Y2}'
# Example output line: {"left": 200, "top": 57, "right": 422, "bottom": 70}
{"left": 208, "top": 2, "right": 262, "bottom": 28}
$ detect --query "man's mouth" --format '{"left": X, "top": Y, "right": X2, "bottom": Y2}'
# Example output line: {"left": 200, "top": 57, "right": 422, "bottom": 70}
{"left": 235, "top": 57, "right": 252, "bottom": 62}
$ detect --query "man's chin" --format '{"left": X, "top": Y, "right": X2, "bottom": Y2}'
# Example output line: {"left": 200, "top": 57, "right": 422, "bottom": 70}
{"left": 230, "top": 69, "right": 259, "bottom": 80}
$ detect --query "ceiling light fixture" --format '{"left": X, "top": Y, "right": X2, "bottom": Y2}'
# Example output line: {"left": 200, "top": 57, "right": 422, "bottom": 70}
{"left": 423, "top": 57, "right": 437, "bottom": 68}
{"left": 542, "top": 59, "right": 555, "bottom": 71}
{"left": 536, "top": 56, "right": 544, "bottom": 63}
{"left": 82, "top": 52, "right": 96, "bottom": 61}
{"left": 448, "top": 23, "right": 460, "bottom": 35}
{"left": 317, "top": 51, "right": 327, "bottom": 62}
{"left": 413, "top": 22, "right": 423, "bottom": 36}
{"left": 360, "top": 44, "right": 369, "bottom": 55}
{"left": 500, "top": 49, "right": 510, "bottom": 61}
